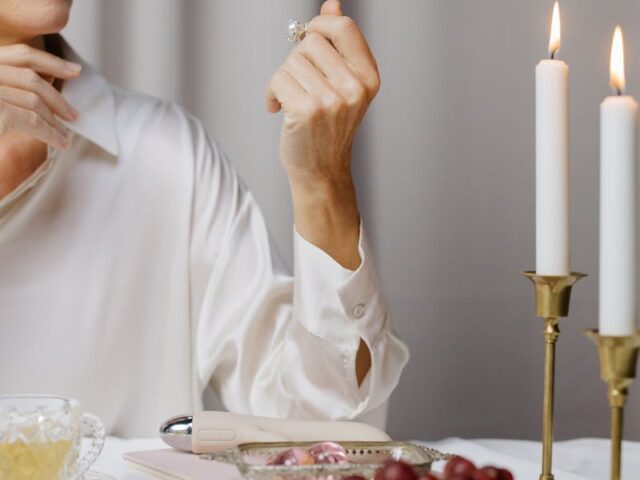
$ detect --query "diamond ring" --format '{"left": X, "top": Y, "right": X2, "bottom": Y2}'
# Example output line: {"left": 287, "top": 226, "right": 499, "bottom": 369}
{"left": 287, "top": 18, "right": 307, "bottom": 44}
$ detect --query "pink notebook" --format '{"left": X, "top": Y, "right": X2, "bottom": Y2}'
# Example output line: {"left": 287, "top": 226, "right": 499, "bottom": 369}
{"left": 123, "top": 449, "right": 243, "bottom": 480}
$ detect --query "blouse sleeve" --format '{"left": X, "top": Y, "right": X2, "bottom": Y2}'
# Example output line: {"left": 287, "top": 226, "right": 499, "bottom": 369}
{"left": 189, "top": 121, "right": 409, "bottom": 422}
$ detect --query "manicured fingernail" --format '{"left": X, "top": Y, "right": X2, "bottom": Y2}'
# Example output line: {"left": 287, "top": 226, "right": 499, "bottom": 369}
{"left": 66, "top": 62, "right": 82, "bottom": 72}
{"left": 69, "top": 106, "right": 80, "bottom": 119}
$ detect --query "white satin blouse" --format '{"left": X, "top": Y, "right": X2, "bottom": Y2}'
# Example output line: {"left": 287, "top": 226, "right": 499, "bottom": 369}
{"left": 0, "top": 42, "right": 409, "bottom": 437}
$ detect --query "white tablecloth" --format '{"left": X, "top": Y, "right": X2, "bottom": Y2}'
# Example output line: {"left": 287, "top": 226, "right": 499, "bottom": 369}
{"left": 91, "top": 436, "right": 640, "bottom": 480}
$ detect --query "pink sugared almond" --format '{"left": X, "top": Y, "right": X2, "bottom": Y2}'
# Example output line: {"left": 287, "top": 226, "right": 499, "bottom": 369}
{"left": 308, "top": 441, "right": 349, "bottom": 464}
{"left": 266, "top": 447, "right": 314, "bottom": 466}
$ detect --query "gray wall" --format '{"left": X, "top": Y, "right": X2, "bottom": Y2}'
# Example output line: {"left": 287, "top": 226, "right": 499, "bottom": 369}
{"left": 64, "top": 1, "right": 640, "bottom": 441}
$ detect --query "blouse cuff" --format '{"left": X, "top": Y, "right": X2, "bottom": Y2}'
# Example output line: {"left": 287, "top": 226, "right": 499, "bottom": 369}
{"left": 293, "top": 222, "right": 387, "bottom": 347}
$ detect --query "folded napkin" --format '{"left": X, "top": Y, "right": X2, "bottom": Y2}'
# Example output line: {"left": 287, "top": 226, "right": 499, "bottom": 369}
{"left": 123, "top": 449, "right": 242, "bottom": 480}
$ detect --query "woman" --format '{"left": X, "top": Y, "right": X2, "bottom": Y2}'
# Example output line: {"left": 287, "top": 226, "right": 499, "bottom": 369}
{"left": 0, "top": 0, "right": 408, "bottom": 437}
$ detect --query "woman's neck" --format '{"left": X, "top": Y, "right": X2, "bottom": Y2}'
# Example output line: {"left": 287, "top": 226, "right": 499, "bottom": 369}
{"left": 29, "top": 36, "right": 45, "bottom": 50}
{"left": 0, "top": 135, "right": 49, "bottom": 201}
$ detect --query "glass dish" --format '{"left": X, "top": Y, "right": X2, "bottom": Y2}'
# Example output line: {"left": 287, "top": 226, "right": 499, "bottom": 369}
{"left": 201, "top": 441, "right": 451, "bottom": 479}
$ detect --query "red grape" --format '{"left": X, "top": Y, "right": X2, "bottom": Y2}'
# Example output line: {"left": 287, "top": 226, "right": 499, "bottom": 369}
{"left": 444, "top": 457, "right": 477, "bottom": 478}
{"left": 473, "top": 467, "right": 502, "bottom": 480}
{"left": 417, "top": 474, "right": 439, "bottom": 480}
{"left": 374, "top": 459, "right": 419, "bottom": 480}
{"left": 342, "top": 476, "right": 367, "bottom": 480}
{"left": 498, "top": 469, "right": 514, "bottom": 480}
{"left": 449, "top": 475, "right": 475, "bottom": 480}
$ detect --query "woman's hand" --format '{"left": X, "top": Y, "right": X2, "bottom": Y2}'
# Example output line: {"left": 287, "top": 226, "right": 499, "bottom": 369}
{"left": 266, "top": 1, "right": 380, "bottom": 187}
{"left": 0, "top": 43, "right": 81, "bottom": 150}
{"left": 265, "top": 0, "right": 379, "bottom": 274}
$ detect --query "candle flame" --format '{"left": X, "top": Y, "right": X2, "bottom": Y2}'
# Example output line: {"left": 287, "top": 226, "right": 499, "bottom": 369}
{"left": 610, "top": 26, "right": 626, "bottom": 94}
{"left": 548, "top": 2, "right": 561, "bottom": 58}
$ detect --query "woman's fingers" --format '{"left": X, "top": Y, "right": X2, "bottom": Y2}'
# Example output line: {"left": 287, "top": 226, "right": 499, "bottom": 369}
{"left": 267, "top": 10, "right": 379, "bottom": 116}
{"left": 284, "top": 52, "right": 335, "bottom": 99}
{"left": 265, "top": 83, "right": 282, "bottom": 113}
{"left": 283, "top": 52, "right": 346, "bottom": 114}
{"left": 0, "top": 85, "right": 70, "bottom": 138}
{"left": 0, "top": 100, "right": 69, "bottom": 149}
{"left": 296, "top": 33, "right": 370, "bottom": 107}
{"left": 306, "top": 15, "right": 372, "bottom": 65}
{"left": 0, "top": 43, "right": 82, "bottom": 79}
{"left": 0, "top": 43, "right": 80, "bottom": 148}
{"left": 267, "top": 69, "right": 309, "bottom": 116}
{"left": 305, "top": 15, "right": 379, "bottom": 92}
{"left": 266, "top": 38, "right": 371, "bottom": 118}
{"left": 0, "top": 65, "right": 78, "bottom": 121}
{"left": 320, "top": 0, "right": 343, "bottom": 16}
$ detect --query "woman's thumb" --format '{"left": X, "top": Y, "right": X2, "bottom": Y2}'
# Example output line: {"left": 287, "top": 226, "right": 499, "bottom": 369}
{"left": 320, "top": 0, "right": 343, "bottom": 16}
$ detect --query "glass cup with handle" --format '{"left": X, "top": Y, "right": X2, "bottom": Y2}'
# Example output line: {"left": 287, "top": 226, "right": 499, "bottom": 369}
{"left": 0, "top": 394, "right": 105, "bottom": 480}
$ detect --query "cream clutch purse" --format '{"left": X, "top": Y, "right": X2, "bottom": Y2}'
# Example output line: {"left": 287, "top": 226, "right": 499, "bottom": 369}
{"left": 160, "top": 411, "right": 390, "bottom": 453}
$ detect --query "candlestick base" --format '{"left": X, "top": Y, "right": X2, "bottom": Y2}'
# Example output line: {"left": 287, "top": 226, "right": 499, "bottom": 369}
{"left": 585, "top": 330, "right": 640, "bottom": 480}
{"left": 524, "top": 272, "right": 587, "bottom": 318}
{"left": 524, "top": 271, "right": 586, "bottom": 480}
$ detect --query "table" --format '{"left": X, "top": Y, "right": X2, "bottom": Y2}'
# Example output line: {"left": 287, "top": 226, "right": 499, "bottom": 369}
{"left": 92, "top": 436, "right": 640, "bottom": 480}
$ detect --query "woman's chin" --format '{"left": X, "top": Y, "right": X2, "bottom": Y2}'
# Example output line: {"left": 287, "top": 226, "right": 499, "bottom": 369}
{"left": 0, "top": 4, "right": 71, "bottom": 40}
{"left": 29, "top": 7, "right": 70, "bottom": 35}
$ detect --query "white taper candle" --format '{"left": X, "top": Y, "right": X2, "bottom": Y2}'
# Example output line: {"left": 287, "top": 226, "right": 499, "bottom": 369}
{"left": 599, "top": 26, "right": 638, "bottom": 336}
{"left": 536, "top": 2, "right": 570, "bottom": 275}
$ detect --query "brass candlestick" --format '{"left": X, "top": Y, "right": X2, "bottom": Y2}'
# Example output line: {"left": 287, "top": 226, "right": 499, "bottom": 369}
{"left": 524, "top": 271, "right": 586, "bottom": 480}
{"left": 585, "top": 330, "right": 640, "bottom": 480}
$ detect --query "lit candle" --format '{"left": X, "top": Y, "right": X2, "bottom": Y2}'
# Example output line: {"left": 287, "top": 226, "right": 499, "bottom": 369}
{"left": 599, "top": 26, "right": 638, "bottom": 336}
{"left": 536, "top": 2, "right": 570, "bottom": 276}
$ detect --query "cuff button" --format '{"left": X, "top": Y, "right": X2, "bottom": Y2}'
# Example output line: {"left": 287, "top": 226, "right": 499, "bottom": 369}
{"left": 352, "top": 303, "right": 366, "bottom": 319}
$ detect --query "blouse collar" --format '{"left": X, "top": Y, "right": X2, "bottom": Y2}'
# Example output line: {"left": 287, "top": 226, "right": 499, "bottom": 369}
{"left": 59, "top": 37, "right": 120, "bottom": 157}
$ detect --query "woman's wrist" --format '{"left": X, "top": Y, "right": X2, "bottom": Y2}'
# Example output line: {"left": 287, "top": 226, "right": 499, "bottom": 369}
{"left": 289, "top": 173, "right": 361, "bottom": 270}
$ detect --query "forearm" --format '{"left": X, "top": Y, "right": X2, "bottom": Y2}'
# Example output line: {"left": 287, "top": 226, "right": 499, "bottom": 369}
{"left": 289, "top": 172, "right": 372, "bottom": 385}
